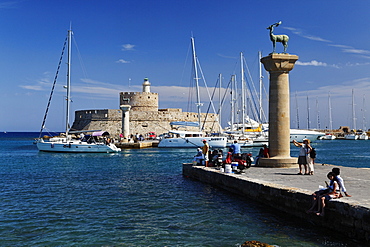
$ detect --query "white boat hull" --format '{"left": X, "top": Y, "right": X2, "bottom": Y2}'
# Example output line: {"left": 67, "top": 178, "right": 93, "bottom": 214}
{"left": 36, "top": 139, "right": 121, "bottom": 153}
{"left": 319, "top": 134, "right": 336, "bottom": 140}
{"left": 344, "top": 134, "right": 358, "bottom": 140}
{"left": 158, "top": 136, "right": 227, "bottom": 148}
{"left": 358, "top": 133, "right": 369, "bottom": 140}
{"left": 289, "top": 129, "right": 324, "bottom": 142}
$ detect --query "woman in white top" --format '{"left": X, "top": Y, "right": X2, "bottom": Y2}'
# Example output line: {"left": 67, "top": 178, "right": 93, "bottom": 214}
{"left": 293, "top": 139, "right": 312, "bottom": 175}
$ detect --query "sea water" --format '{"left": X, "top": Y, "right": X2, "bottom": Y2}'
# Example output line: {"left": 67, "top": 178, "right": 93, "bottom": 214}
{"left": 0, "top": 132, "right": 364, "bottom": 246}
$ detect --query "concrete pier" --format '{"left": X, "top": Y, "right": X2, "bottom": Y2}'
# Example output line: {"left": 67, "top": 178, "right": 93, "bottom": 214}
{"left": 183, "top": 163, "right": 370, "bottom": 243}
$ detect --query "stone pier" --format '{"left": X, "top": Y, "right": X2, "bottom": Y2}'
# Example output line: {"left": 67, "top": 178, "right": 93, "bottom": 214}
{"left": 259, "top": 54, "right": 299, "bottom": 167}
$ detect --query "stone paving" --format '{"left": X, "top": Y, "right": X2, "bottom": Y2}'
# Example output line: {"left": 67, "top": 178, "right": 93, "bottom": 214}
{"left": 207, "top": 163, "right": 370, "bottom": 209}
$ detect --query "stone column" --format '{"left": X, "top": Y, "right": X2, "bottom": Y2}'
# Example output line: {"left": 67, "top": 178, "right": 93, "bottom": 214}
{"left": 120, "top": 105, "right": 131, "bottom": 141}
{"left": 258, "top": 54, "right": 299, "bottom": 167}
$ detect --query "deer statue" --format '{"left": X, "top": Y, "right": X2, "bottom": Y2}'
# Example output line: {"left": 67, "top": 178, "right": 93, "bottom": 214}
{"left": 267, "top": 21, "right": 289, "bottom": 54}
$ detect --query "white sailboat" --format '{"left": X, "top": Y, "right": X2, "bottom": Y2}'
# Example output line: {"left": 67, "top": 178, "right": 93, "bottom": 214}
{"left": 320, "top": 92, "right": 336, "bottom": 140}
{"left": 158, "top": 37, "right": 227, "bottom": 148}
{"left": 345, "top": 89, "right": 358, "bottom": 140}
{"left": 36, "top": 28, "right": 121, "bottom": 153}
{"left": 358, "top": 94, "right": 368, "bottom": 140}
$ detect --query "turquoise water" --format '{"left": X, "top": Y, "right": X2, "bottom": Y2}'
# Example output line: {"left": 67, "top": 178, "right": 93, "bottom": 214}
{"left": 0, "top": 133, "right": 364, "bottom": 246}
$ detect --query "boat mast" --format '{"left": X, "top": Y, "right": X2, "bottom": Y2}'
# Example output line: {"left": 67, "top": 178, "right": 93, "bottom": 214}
{"left": 295, "top": 92, "right": 300, "bottom": 129}
{"left": 219, "top": 73, "right": 222, "bottom": 131}
{"left": 351, "top": 89, "right": 356, "bottom": 131}
{"left": 230, "top": 75, "right": 236, "bottom": 131}
{"left": 65, "top": 28, "right": 72, "bottom": 136}
{"left": 307, "top": 95, "right": 310, "bottom": 129}
{"left": 240, "top": 52, "right": 246, "bottom": 134}
{"left": 258, "top": 51, "right": 263, "bottom": 123}
{"left": 328, "top": 92, "right": 333, "bottom": 131}
{"left": 362, "top": 94, "right": 367, "bottom": 131}
{"left": 191, "top": 37, "right": 202, "bottom": 131}
{"left": 316, "top": 96, "right": 320, "bottom": 129}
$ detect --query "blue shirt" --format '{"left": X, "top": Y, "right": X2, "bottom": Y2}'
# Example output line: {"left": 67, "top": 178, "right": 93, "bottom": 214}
{"left": 230, "top": 143, "right": 241, "bottom": 154}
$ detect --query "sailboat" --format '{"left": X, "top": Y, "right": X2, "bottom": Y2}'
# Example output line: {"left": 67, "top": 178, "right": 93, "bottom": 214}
{"left": 345, "top": 89, "right": 358, "bottom": 140}
{"left": 36, "top": 28, "right": 121, "bottom": 153}
{"left": 158, "top": 37, "right": 227, "bottom": 148}
{"left": 320, "top": 92, "right": 336, "bottom": 140}
{"left": 358, "top": 94, "right": 369, "bottom": 140}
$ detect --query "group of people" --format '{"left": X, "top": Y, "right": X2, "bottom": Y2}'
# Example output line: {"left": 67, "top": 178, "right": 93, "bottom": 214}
{"left": 307, "top": 167, "right": 351, "bottom": 216}
{"left": 293, "top": 139, "right": 316, "bottom": 175}
{"left": 193, "top": 139, "right": 245, "bottom": 167}
{"left": 193, "top": 139, "right": 211, "bottom": 166}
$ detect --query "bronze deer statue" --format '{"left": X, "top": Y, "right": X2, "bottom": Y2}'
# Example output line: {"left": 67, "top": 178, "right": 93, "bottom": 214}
{"left": 267, "top": 21, "right": 289, "bottom": 54}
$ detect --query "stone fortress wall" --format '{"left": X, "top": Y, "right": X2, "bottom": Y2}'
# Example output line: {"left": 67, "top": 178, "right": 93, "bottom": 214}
{"left": 71, "top": 78, "right": 221, "bottom": 137}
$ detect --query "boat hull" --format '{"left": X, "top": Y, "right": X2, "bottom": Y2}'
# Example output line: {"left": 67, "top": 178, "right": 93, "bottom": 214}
{"left": 158, "top": 136, "right": 227, "bottom": 148}
{"left": 36, "top": 140, "right": 121, "bottom": 153}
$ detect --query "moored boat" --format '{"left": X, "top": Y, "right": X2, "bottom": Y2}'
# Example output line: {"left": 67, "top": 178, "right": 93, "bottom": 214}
{"left": 35, "top": 28, "right": 120, "bottom": 153}
{"left": 158, "top": 130, "right": 227, "bottom": 148}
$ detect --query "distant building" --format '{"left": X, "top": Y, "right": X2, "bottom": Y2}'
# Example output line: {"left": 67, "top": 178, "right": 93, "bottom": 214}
{"left": 71, "top": 78, "right": 221, "bottom": 137}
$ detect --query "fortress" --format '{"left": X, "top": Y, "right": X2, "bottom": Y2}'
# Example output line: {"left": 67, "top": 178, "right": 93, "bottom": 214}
{"left": 71, "top": 78, "right": 221, "bottom": 137}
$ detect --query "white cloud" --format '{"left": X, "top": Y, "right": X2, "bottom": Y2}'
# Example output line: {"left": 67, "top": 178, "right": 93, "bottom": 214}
{"left": 0, "top": 1, "right": 19, "bottom": 8}
{"left": 296, "top": 60, "right": 328, "bottom": 67}
{"left": 283, "top": 27, "right": 331, "bottom": 43}
{"left": 121, "top": 44, "right": 135, "bottom": 51}
{"left": 116, "top": 59, "right": 130, "bottom": 64}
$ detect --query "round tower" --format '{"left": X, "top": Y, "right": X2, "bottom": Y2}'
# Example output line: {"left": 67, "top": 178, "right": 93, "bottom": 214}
{"left": 119, "top": 78, "right": 158, "bottom": 112}
{"left": 142, "top": 77, "right": 151, "bottom": 93}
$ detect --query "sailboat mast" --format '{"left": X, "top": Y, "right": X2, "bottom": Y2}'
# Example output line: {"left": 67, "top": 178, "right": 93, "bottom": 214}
{"left": 307, "top": 95, "right": 310, "bottom": 129}
{"left": 65, "top": 28, "right": 72, "bottom": 136}
{"left": 190, "top": 37, "right": 202, "bottom": 131}
{"left": 295, "top": 92, "right": 300, "bottom": 129}
{"left": 258, "top": 51, "right": 263, "bottom": 123}
{"left": 230, "top": 75, "right": 236, "bottom": 131}
{"left": 352, "top": 89, "right": 356, "bottom": 131}
{"left": 328, "top": 92, "right": 333, "bottom": 131}
{"left": 240, "top": 52, "right": 246, "bottom": 134}
{"left": 219, "top": 73, "right": 222, "bottom": 131}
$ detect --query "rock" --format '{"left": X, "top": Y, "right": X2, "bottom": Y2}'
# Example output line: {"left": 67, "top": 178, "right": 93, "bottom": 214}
{"left": 241, "top": 240, "right": 273, "bottom": 247}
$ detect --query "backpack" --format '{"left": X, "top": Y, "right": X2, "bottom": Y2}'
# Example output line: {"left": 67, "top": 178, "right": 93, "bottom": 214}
{"left": 310, "top": 148, "right": 316, "bottom": 158}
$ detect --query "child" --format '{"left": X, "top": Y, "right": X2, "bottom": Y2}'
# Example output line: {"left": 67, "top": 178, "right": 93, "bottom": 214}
{"left": 332, "top": 167, "right": 351, "bottom": 197}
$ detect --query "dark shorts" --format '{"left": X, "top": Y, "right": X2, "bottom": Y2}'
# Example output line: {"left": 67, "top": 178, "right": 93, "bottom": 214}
{"left": 323, "top": 194, "right": 332, "bottom": 201}
{"left": 298, "top": 156, "right": 307, "bottom": 165}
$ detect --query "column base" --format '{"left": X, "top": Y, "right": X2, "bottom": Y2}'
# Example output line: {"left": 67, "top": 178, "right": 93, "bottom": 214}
{"left": 257, "top": 157, "right": 298, "bottom": 168}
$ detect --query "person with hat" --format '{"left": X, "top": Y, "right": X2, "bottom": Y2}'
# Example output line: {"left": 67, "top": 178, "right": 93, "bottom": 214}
{"left": 293, "top": 139, "right": 312, "bottom": 175}
{"left": 202, "top": 139, "right": 210, "bottom": 167}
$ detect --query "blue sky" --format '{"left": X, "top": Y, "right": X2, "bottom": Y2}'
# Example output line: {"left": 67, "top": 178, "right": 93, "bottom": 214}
{"left": 1, "top": 0, "right": 370, "bottom": 132}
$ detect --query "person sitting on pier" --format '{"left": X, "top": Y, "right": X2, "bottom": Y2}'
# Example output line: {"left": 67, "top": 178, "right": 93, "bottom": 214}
{"left": 307, "top": 172, "right": 339, "bottom": 216}
{"left": 193, "top": 148, "right": 204, "bottom": 166}
{"left": 230, "top": 140, "right": 241, "bottom": 160}
{"left": 332, "top": 167, "right": 351, "bottom": 197}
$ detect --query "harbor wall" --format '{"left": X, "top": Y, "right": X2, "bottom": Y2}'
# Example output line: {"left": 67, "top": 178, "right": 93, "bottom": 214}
{"left": 182, "top": 164, "right": 370, "bottom": 242}
{"left": 71, "top": 108, "right": 221, "bottom": 137}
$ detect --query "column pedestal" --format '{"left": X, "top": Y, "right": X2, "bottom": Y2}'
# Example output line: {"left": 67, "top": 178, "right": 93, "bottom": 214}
{"left": 259, "top": 54, "right": 299, "bottom": 168}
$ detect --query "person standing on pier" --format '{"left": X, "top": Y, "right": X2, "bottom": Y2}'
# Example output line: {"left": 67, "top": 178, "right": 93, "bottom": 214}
{"left": 202, "top": 139, "right": 210, "bottom": 167}
{"left": 293, "top": 139, "right": 312, "bottom": 175}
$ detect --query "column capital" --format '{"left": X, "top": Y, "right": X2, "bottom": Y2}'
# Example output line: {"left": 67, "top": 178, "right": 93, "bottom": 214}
{"left": 261, "top": 54, "right": 299, "bottom": 73}
{"left": 120, "top": 105, "right": 131, "bottom": 112}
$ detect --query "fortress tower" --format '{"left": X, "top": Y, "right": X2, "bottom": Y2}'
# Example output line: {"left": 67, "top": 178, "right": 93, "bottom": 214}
{"left": 119, "top": 78, "right": 158, "bottom": 112}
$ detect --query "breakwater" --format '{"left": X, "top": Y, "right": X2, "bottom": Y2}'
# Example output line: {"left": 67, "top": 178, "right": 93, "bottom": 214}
{"left": 183, "top": 163, "right": 370, "bottom": 243}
